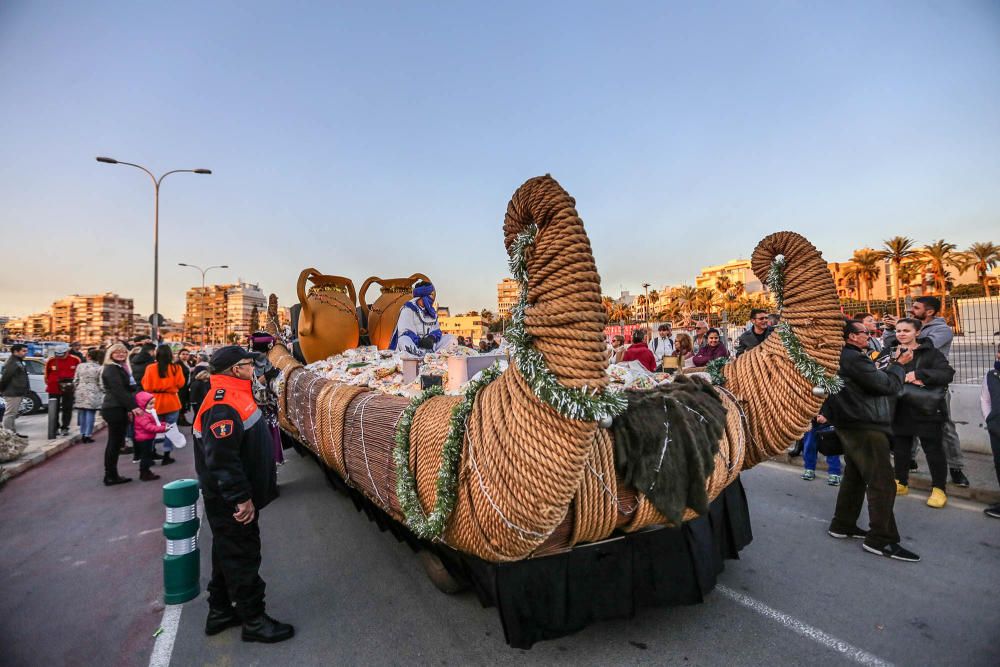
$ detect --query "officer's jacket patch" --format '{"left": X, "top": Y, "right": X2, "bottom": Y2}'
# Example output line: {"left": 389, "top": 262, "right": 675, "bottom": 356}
{"left": 210, "top": 419, "right": 234, "bottom": 438}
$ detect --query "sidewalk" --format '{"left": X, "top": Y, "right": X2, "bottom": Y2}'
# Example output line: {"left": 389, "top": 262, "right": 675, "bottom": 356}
{"left": 0, "top": 413, "right": 105, "bottom": 486}
{"left": 773, "top": 446, "right": 1000, "bottom": 505}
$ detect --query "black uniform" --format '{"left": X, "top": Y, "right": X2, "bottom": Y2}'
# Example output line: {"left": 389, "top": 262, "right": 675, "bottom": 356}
{"left": 194, "top": 373, "right": 278, "bottom": 619}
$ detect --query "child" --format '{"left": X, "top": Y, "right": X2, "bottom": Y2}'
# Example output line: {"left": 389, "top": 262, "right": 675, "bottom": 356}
{"left": 801, "top": 412, "right": 843, "bottom": 486}
{"left": 132, "top": 391, "right": 168, "bottom": 482}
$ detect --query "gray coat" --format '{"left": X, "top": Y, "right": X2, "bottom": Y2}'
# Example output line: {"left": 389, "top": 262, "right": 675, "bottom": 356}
{"left": 73, "top": 361, "right": 104, "bottom": 410}
{"left": 0, "top": 357, "right": 29, "bottom": 397}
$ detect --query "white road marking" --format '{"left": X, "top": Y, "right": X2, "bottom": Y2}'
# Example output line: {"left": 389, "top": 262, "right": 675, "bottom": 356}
{"left": 109, "top": 534, "right": 129, "bottom": 542}
{"left": 148, "top": 604, "right": 182, "bottom": 667}
{"left": 138, "top": 528, "right": 160, "bottom": 536}
{"left": 758, "top": 461, "right": 986, "bottom": 512}
{"left": 716, "top": 585, "right": 893, "bottom": 667}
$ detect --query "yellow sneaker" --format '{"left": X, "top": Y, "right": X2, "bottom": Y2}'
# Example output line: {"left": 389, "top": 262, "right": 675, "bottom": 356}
{"left": 927, "top": 487, "right": 947, "bottom": 508}
{"left": 895, "top": 481, "right": 909, "bottom": 496}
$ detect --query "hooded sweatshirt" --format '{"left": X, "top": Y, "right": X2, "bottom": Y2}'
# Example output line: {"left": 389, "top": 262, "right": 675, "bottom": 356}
{"left": 884, "top": 317, "right": 953, "bottom": 359}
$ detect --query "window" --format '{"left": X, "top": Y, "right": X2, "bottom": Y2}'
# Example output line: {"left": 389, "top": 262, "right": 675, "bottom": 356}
{"left": 26, "top": 360, "right": 44, "bottom": 375}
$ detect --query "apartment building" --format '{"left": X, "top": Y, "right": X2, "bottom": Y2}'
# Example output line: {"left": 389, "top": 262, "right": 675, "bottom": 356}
{"left": 496, "top": 278, "right": 519, "bottom": 320}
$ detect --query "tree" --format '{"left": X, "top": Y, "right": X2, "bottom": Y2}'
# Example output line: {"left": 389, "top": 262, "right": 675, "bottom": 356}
{"left": 922, "top": 239, "right": 964, "bottom": 316}
{"left": 671, "top": 285, "right": 698, "bottom": 317}
{"left": 963, "top": 242, "right": 1000, "bottom": 297}
{"left": 714, "top": 276, "right": 732, "bottom": 297}
{"left": 896, "top": 263, "right": 921, "bottom": 299}
{"left": 480, "top": 309, "right": 495, "bottom": 324}
{"left": 877, "top": 236, "right": 919, "bottom": 316}
{"left": 694, "top": 288, "right": 715, "bottom": 317}
{"left": 844, "top": 249, "right": 882, "bottom": 313}
{"left": 609, "top": 303, "right": 633, "bottom": 326}
{"left": 647, "top": 289, "right": 659, "bottom": 312}
{"left": 731, "top": 280, "right": 744, "bottom": 296}
{"left": 601, "top": 296, "right": 615, "bottom": 320}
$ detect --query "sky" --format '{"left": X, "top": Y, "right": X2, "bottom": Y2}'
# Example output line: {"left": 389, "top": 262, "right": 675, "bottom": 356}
{"left": 1, "top": 1, "right": 998, "bottom": 320}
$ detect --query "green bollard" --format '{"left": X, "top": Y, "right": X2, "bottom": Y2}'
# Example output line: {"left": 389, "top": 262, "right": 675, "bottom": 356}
{"left": 163, "top": 479, "right": 201, "bottom": 605}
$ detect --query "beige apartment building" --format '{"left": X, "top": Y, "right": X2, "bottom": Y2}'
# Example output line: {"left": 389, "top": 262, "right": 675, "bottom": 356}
{"left": 184, "top": 282, "right": 266, "bottom": 345}
{"left": 827, "top": 252, "right": 986, "bottom": 301}
{"left": 6, "top": 293, "right": 133, "bottom": 345}
{"left": 439, "top": 314, "right": 488, "bottom": 344}
{"left": 496, "top": 278, "right": 519, "bottom": 320}
{"left": 694, "top": 259, "right": 764, "bottom": 293}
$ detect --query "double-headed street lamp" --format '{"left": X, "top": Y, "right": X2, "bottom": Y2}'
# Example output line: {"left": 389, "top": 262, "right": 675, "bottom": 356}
{"left": 96, "top": 156, "right": 211, "bottom": 343}
{"left": 178, "top": 263, "right": 228, "bottom": 347}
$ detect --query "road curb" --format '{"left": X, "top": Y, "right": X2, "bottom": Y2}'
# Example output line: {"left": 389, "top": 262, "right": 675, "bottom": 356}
{"left": 770, "top": 451, "right": 1000, "bottom": 505}
{"left": 0, "top": 422, "right": 108, "bottom": 487}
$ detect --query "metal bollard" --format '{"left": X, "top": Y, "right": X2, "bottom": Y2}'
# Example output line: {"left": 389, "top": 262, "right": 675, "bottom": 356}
{"left": 47, "top": 398, "right": 59, "bottom": 439}
{"left": 162, "top": 479, "right": 201, "bottom": 605}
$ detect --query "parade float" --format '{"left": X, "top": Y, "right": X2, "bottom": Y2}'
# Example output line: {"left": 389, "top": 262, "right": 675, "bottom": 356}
{"left": 261, "top": 175, "right": 843, "bottom": 648}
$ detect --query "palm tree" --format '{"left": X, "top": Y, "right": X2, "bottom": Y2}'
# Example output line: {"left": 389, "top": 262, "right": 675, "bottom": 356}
{"left": 671, "top": 285, "right": 698, "bottom": 317}
{"left": 659, "top": 300, "right": 682, "bottom": 325}
{"left": 601, "top": 296, "right": 615, "bottom": 320}
{"left": 714, "top": 276, "right": 732, "bottom": 298}
{"left": 694, "top": 288, "right": 715, "bottom": 318}
{"left": 877, "top": 236, "right": 920, "bottom": 316}
{"left": 609, "top": 303, "right": 632, "bottom": 327}
{"left": 731, "top": 280, "right": 744, "bottom": 296}
{"left": 922, "top": 239, "right": 963, "bottom": 316}
{"left": 844, "top": 249, "right": 882, "bottom": 313}
{"left": 896, "top": 263, "right": 921, "bottom": 299}
{"left": 963, "top": 242, "right": 1000, "bottom": 297}
{"left": 635, "top": 294, "right": 647, "bottom": 322}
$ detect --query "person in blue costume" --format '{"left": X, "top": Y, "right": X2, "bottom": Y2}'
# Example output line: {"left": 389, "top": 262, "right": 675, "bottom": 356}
{"left": 390, "top": 281, "right": 453, "bottom": 354}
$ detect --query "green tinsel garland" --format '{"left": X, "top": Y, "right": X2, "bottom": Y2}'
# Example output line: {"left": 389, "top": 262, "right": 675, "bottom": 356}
{"left": 393, "top": 363, "right": 503, "bottom": 540}
{"left": 706, "top": 357, "right": 729, "bottom": 386}
{"left": 765, "top": 254, "right": 843, "bottom": 394}
{"left": 506, "top": 225, "right": 628, "bottom": 421}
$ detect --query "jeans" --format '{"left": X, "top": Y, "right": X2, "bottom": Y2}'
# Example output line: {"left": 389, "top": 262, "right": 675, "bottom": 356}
{"left": 830, "top": 429, "right": 900, "bottom": 549}
{"left": 77, "top": 409, "right": 96, "bottom": 437}
{"left": 2, "top": 396, "right": 22, "bottom": 432}
{"left": 101, "top": 407, "right": 128, "bottom": 479}
{"left": 893, "top": 431, "right": 947, "bottom": 489}
{"left": 157, "top": 411, "right": 179, "bottom": 452}
{"left": 802, "top": 426, "right": 842, "bottom": 475}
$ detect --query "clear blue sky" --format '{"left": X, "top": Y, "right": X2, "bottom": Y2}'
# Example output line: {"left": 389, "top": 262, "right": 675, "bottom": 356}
{"left": 1, "top": 1, "right": 998, "bottom": 319}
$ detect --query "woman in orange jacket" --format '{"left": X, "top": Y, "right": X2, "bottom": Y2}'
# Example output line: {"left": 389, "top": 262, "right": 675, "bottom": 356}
{"left": 142, "top": 345, "right": 186, "bottom": 465}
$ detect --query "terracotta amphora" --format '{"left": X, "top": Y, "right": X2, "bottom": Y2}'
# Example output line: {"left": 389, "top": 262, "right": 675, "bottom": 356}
{"left": 359, "top": 273, "right": 431, "bottom": 350}
{"left": 296, "top": 268, "right": 360, "bottom": 362}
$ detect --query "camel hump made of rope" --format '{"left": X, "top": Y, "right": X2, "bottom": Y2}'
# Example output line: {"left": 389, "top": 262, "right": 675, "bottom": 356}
{"left": 264, "top": 180, "right": 844, "bottom": 562}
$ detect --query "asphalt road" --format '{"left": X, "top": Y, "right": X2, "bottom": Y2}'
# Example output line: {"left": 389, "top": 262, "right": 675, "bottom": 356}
{"left": 2, "top": 434, "right": 998, "bottom": 666}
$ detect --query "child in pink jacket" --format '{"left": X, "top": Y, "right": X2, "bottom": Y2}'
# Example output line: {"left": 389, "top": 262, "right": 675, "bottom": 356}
{"left": 133, "top": 391, "right": 168, "bottom": 481}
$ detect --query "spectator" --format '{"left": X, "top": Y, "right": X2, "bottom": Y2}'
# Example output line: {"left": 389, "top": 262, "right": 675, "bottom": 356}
{"left": 68, "top": 341, "right": 86, "bottom": 364}
{"left": 622, "top": 329, "right": 656, "bottom": 372}
{"left": 692, "top": 320, "right": 710, "bottom": 352}
{"left": 457, "top": 336, "right": 467, "bottom": 348}
{"left": 132, "top": 391, "right": 167, "bottom": 482}
{"left": 130, "top": 342, "right": 157, "bottom": 391}
{"left": 478, "top": 340, "right": 489, "bottom": 353}
{"left": 672, "top": 333, "right": 695, "bottom": 369}
{"left": 853, "top": 313, "right": 883, "bottom": 355}
{"left": 736, "top": 309, "right": 772, "bottom": 357}
{"left": 692, "top": 328, "right": 730, "bottom": 366}
{"left": 0, "top": 344, "right": 30, "bottom": 437}
{"left": 485, "top": 332, "right": 499, "bottom": 351}
{"left": 176, "top": 348, "right": 193, "bottom": 426}
{"left": 648, "top": 324, "right": 675, "bottom": 369}
{"left": 981, "top": 345, "right": 1000, "bottom": 519}
{"left": 73, "top": 348, "right": 105, "bottom": 443}
{"left": 100, "top": 343, "right": 139, "bottom": 485}
{"left": 45, "top": 343, "right": 80, "bottom": 436}
{"left": 882, "top": 318, "right": 955, "bottom": 507}
{"left": 767, "top": 313, "right": 781, "bottom": 328}
{"left": 800, "top": 407, "right": 842, "bottom": 485}
{"left": 883, "top": 296, "right": 968, "bottom": 487}
{"left": 189, "top": 357, "right": 211, "bottom": 419}
{"left": 142, "top": 345, "right": 186, "bottom": 466}
{"left": 826, "top": 320, "right": 918, "bottom": 561}
{"left": 610, "top": 335, "right": 626, "bottom": 364}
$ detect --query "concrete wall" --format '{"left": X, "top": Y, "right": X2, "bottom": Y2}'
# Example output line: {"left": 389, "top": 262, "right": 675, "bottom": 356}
{"left": 952, "top": 383, "right": 990, "bottom": 454}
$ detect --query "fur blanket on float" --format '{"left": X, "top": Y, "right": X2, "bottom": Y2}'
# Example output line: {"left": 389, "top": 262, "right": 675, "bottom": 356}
{"left": 611, "top": 375, "right": 725, "bottom": 523}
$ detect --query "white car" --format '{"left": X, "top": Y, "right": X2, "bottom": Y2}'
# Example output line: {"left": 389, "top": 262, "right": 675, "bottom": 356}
{"left": 0, "top": 356, "right": 50, "bottom": 415}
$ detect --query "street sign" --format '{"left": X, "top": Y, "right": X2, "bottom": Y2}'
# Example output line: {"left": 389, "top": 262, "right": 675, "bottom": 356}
{"left": 148, "top": 313, "right": 166, "bottom": 327}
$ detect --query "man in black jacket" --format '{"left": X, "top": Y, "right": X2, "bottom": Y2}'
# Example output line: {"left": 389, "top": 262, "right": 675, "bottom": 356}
{"left": 193, "top": 346, "right": 291, "bottom": 643}
{"left": 827, "top": 320, "right": 920, "bottom": 562}
{"left": 735, "top": 309, "right": 772, "bottom": 357}
{"left": 1, "top": 344, "right": 30, "bottom": 436}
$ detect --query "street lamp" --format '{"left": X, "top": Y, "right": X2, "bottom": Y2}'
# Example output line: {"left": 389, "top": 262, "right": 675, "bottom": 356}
{"left": 642, "top": 282, "right": 651, "bottom": 329}
{"left": 96, "top": 157, "right": 211, "bottom": 343}
{"left": 178, "top": 263, "right": 228, "bottom": 348}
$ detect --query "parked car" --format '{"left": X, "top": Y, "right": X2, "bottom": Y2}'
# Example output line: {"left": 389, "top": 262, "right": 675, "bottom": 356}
{"left": 0, "top": 355, "right": 49, "bottom": 415}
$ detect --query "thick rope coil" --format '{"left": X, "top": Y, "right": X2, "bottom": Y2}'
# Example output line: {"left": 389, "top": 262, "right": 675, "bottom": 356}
{"left": 724, "top": 232, "right": 842, "bottom": 467}
{"left": 316, "top": 384, "right": 370, "bottom": 478}
{"left": 570, "top": 429, "right": 619, "bottom": 546}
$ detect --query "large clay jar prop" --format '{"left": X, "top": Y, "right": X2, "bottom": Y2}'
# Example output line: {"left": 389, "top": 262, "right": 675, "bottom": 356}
{"left": 296, "top": 269, "right": 360, "bottom": 362}
{"left": 359, "top": 273, "right": 431, "bottom": 350}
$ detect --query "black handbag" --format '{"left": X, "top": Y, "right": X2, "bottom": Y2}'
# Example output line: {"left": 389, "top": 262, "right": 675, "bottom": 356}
{"left": 897, "top": 354, "right": 947, "bottom": 417}
{"left": 817, "top": 428, "right": 843, "bottom": 457}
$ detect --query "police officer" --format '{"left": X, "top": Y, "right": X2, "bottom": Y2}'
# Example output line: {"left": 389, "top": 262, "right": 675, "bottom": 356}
{"left": 193, "top": 346, "right": 293, "bottom": 643}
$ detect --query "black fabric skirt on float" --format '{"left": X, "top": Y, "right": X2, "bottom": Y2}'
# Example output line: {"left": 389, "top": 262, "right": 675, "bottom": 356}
{"left": 286, "top": 433, "right": 753, "bottom": 649}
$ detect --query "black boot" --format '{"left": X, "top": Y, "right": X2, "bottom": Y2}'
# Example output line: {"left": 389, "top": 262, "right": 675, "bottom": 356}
{"left": 950, "top": 468, "right": 970, "bottom": 488}
{"left": 242, "top": 614, "right": 295, "bottom": 643}
{"left": 103, "top": 475, "right": 132, "bottom": 486}
{"left": 205, "top": 606, "right": 242, "bottom": 636}
{"left": 161, "top": 452, "right": 176, "bottom": 465}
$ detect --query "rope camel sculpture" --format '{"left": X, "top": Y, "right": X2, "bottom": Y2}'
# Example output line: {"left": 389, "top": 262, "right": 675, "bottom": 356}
{"left": 264, "top": 174, "right": 844, "bottom": 562}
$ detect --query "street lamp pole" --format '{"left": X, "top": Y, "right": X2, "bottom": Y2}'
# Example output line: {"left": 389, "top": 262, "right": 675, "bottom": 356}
{"left": 642, "top": 282, "right": 651, "bottom": 330}
{"left": 97, "top": 157, "right": 211, "bottom": 343}
{"left": 178, "top": 263, "right": 228, "bottom": 348}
